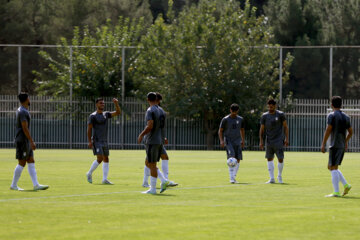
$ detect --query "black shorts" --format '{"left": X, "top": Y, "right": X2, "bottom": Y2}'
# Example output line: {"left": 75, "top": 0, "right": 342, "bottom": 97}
{"left": 92, "top": 142, "right": 110, "bottom": 156}
{"left": 225, "top": 141, "right": 242, "bottom": 160}
{"left": 265, "top": 145, "right": 284, "bottom": 159}
{"left": 328, "top": 148, "right": 344, "bottom": 166}
{"left": 146, "top": 144, "right": 163, "bottom": 163}
{"left": 15, "top": 140, "right": 33, "bottom": 160}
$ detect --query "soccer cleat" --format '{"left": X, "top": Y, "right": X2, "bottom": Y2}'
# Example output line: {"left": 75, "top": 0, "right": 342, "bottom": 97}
{"left": 168, "top": 180, "right": 178, "bottom": 187}
{"left": 102, "top": 179, "right": 114, "bottom": 185}
{"left": 342, "top": 184, "right": 352, "bottom": 196}
{"left": 34, "top": 184, "right": 49, "bottom": 191}
{"left": 266, "top": 179, "right": 275, "bottom": 184}
{"left": 325, "top": 192, "right": 341, "bottom": 198}
{"left": 277, "top": 176, "right": 283, "bottom": 184}
{"left": 86, "top": 173, "right": 92, "bottom": 184}
{"left": 10, "top": 186, "right": 24, "bottom": 191}
{"left": 142, "top": 183, "right": 150, "bottom": 188}
{"left": 160, "top": 181, "right": 169, "bottom": 193}
{"left": 142, "top": 189, "right": 157, "bottom": 195}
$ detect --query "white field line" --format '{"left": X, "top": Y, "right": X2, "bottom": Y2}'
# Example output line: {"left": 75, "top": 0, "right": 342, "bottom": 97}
{"left": 0, "top": 183, "right": 262, "bottom": 202}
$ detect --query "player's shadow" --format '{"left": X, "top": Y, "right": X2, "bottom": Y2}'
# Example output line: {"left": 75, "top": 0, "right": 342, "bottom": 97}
{"left": 21, "top": 190, "right": 38, "bottom": 192}
{"left": 342, "top": 196, "right": 360, "bottom": 200}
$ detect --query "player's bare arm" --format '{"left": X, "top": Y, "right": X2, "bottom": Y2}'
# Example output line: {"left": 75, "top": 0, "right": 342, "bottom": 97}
{"left": 321, "top": 124, "right": 333, "bottom": 153}
{"left": 240, "top": 128, "right": 245, "bottom": 148}
{"left": 87, "top": 123, "right": 93, "bottom": 149}
{"left": 345, "top": 127, "right": 353, "bottom": 150}
{"left": 21, "top": 120, "right": 36, "bottom": 150}
{"left": 137, "top": 120, "right": 153, "bottom": 144}
{"left": 110, "top": 98, "right": 121, "bottom": 117}
{"left": 259, "top": 124, "right": 265, "bottom": 150}
{"left": 283, "top": 120, "right": 289, "bottom": 147}
{"left": 218, "top": 128, "right": 225, "bottom": 148}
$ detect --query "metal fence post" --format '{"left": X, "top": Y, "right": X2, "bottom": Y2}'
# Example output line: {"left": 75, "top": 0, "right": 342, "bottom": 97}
{"left": 18, "top": 46, "right": 22, "bottom": 93}
{"left": 279, "top": 47, "right": 283, "bottom": 107}
{"left": 69, "top": 46, "right": 73, "bottom": 149}
{"left": 329, "top": 47, "right": 333, "bottom": 101}
{"left": 121, "top": 47, "right": 125, "bottom": 149}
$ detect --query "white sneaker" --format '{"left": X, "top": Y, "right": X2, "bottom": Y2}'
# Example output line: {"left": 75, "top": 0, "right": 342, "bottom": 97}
{"left": 277, "top": 176, "right": 283, "bottom": 184}
{"left": 266, "top": 179, "right": 275, "bottom": 184}
{"left": 142, "top": 183, "right": 150, "bottom": 188}
{"left": 10, "top": 186, "right": 24, "bottom": 191}
{"left": 230, "top": 179, "right": 239, "bottom": 184}
{"left": 102, "top": 179, "right": 114, "bottom": 185}
{"left": 142, "top": 189, "right": 156, "bottom": 195}
{"left": 168, "top": 180, "right": 178, "bottom": 187}
{"left": 34, "top": 184, "right": 49, "bottom": 190}
{"left": 86, "top": 173, "right": 92, "bottom": 184}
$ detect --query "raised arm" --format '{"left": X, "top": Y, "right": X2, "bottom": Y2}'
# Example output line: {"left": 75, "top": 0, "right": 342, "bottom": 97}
{"left": 110, "top": 98, "right": 121, "bottom": 117}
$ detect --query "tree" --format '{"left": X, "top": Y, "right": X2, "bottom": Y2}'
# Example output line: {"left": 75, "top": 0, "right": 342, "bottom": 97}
{"left": 34, "top": 17, "right": 146, "bottom": 98}
{"left": 132, "top": 0, "right": 292, "bottom": 149}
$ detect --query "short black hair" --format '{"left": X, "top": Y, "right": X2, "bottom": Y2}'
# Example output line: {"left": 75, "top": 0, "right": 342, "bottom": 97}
{"left": 147, "top": 92, "right": 157, "bottom": 102}
{"left": 230, "top": 103, "right": 239, "bottom": 112}
{"left": 331, "top": 96, "right": 342, "bottom": 108}
{"left": 95, "top": 98, "right": 104, "bottom": 103}
{"left": 156, "top": 92, "right": 163, "bottom": 101}
{"left": 18, "top": 92, "right": 28, "bottom": 103}
{"left": 267, "top": 99, "right": 276, "bottom": 105}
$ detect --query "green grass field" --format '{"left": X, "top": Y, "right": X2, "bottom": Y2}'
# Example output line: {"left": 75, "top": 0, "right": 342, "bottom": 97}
{"left": 1, "top": 149, "right": 359, "bottom": 240}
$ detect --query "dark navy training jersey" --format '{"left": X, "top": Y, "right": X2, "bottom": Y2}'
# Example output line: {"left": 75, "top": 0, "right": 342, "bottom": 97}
{"left": 219, "top": 115, "right": 245, "bottom": 145}
{"left": 260, "top": 110, "right": 286, "bottom": 147}
{"left": 327, "top": 110, "right": 351, "bottom": 149}
{"left": 88, "top": 111, "right": 112, "bottom": 142}
{"left": 144, "top": 105, "right": 162, "bottom": 145}
{"left": 15, "top": 106, "right": 30, "bottom": 142}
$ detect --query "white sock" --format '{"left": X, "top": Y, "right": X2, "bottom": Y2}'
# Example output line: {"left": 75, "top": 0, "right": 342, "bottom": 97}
{"left": 143, "top": 166, "right": 150, "bottom": 185}
{"left": 88, "top": 160, "right": 99, "bottom": 175}
{"left": 162, "top": 160, "right": 169, "bottom": 180}
{"left": 102, "top": 162, "right": 109, "bottom": 181}
{"left": 11, "top": 165, "right": 24, "bottom": 188}
{"left": 234, "top": 162, "right": 240, "bottom": 178}
{"left": 331, "top": 170, "right": 340, "bottom": 193}
{"left": 337, "top": 170, "right": 347, "bottom": 186}
{"left": 267, "top": 161, "right": 275, "bottom": 180}
{"left": 278, "top": 162, "right": 284, "bottom": 177}
{"left": 27, "top": 163, "right": 39, "bottom": 186}
{"left": 228, "top": 166, "right": 234, "bottom": 180}
{"left": 150, "top": 176, "right": 157, "bottom": 192}
{"left": 157, "top": 168, "right": 167, "bottom": 183}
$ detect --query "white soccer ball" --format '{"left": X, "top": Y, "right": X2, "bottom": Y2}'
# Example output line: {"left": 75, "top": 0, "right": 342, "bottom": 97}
{"left": 227, "top": 157, "right": 237, "bottom": 168}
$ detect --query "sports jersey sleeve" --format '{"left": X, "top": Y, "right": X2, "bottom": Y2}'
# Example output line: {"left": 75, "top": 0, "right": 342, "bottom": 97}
{"left": 88, "top": 115, "right": 94, "bottom": 125}
{"left": 260, "top": 114, "right": 266, "bottom": 125}
{"left": 327, "top": 114, "right": 334, "bottom": 126}
{"left": 19, "top": 110, "right": 28, "bottom": 124}
{"left": 220, "top": 118, "right": 227, "bottom": 130}
{"left": 145, "top": 109, "right": 154, "bottom": 122}
{"left": 280, "top": 112, "right": 286, "bottom": 122}
{"left": 106, "top": 111, "right": 112, "bottom": 119}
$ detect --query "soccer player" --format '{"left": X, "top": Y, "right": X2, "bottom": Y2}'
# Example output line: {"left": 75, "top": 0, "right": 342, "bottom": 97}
{"left": 86, "top": 98, "right": 121, "bottom": 184}
{"left": 10, "top": 92, "right": 49, "bottom": 191}
{"left": 259, "top": 99, "right": 289, "bottom": 184}
{"left": 138, "top": 92, "right": 169, "bottom": 194}
{"left": 218, "top": 103, "right": 245, "bottom": 183}
{"left": 321, "top": 96, "right": 353, "bottom": 197}
{"left": 142, "top": 92, "right": 178, "bottom": 188}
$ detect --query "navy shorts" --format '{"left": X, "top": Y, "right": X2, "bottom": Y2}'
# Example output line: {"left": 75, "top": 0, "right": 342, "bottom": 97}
{"left": 225, "top": 141, "right": 242, "bottom": 160}
{"left": 146, "top": 144, "right": 163, "bottom": 163}
{"left": 92, "top": 142, "right": 110, "bottom": 156}
{"left": 15, "top": 140, "right": 34, "bottom": 160}
{"left": 265, "top": 145, "right": 284, "bottom": 159}
{"left": 328, "top": 148, "right": 344, "bottom": 166}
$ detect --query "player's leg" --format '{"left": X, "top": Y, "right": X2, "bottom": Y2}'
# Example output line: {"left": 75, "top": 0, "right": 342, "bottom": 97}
{"left": 101, "top": 144, "right": 112, "bottom": 184}
{"left": 142, "top": 144, "right": 159, "bottom": 194}
{"left": 326, "top": 148, "right": 341, "bottom": 197}
{"left": 275, "top": 148, "right": 285, "bottom": 183}
{"left": 161, "top": 147, "right": 178, "bottom": 187}
{"left": 86, "top": 142, "right": 103, "bottom": 183}
{"left": 232, "top": 145, "right": 241, "bottom": 183}
{"left": 265, "top": 146, "right": 275, "bottom": 183}
{"left": 10, "top": 158, "right": 26, "bottom": 191}
{"left": 225, "top": 142, "right": 236, "bottom": 183}
{"left": 142, "top": 159, "right": 151, "bottom": 187}
{"left": 27, "top": 156, "right": 49, "bottom": 190}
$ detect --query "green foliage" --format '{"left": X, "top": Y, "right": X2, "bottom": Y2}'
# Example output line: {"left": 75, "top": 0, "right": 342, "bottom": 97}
{"left": 33, "top": 17, "right": 146, "bottom": 98}
{"left": 132, "top": 0, "right": 292, "bottom": 148}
